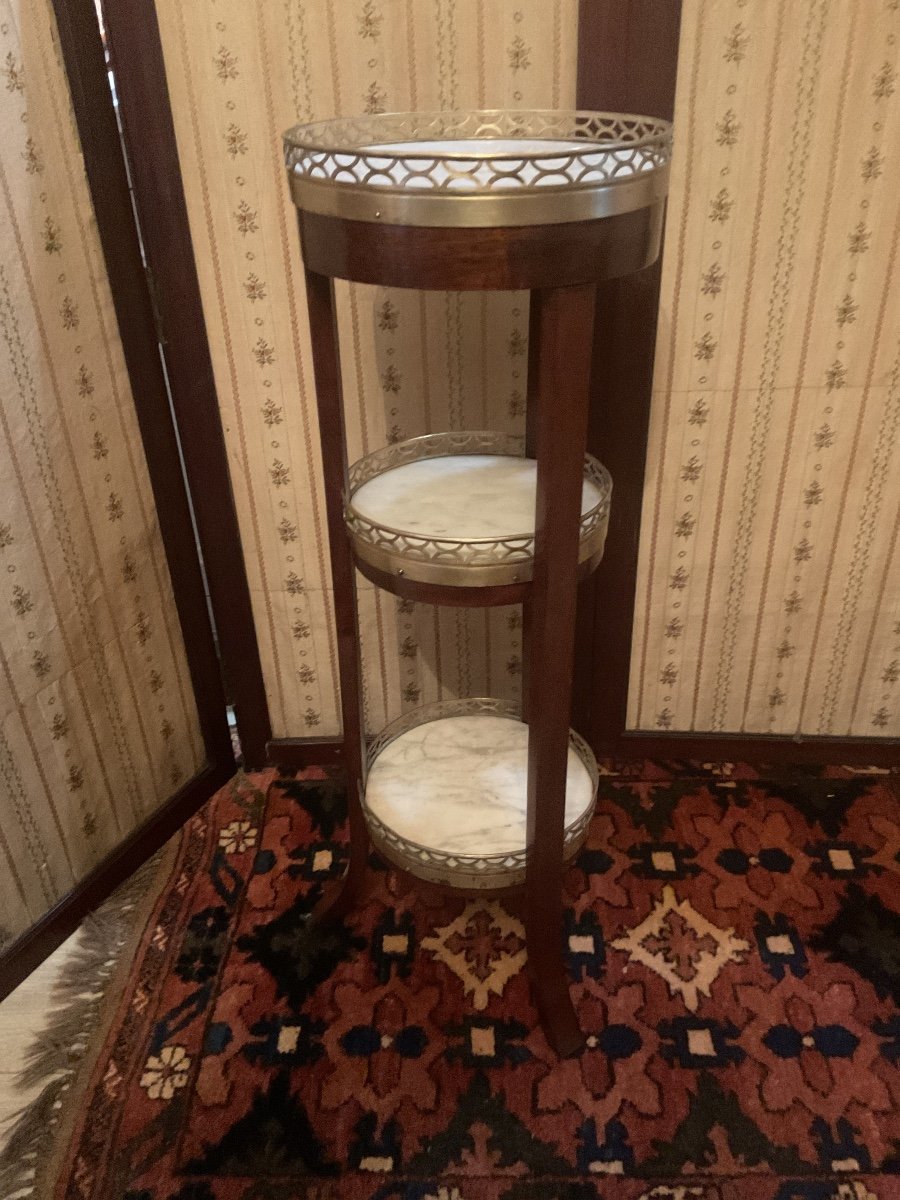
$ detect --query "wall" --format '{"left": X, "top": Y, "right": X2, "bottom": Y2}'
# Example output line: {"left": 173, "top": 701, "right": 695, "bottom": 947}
{"left": 0, "top": 0, "right": 203, "bottom": 947}
{"left": 152, "top": 0, "right": 900, "bottom": 745}
{"left": 154, "top": 0, "right": 578, "bottom": 739}
{"left": 629, "top": 0, "right": 900, "bottom": 738}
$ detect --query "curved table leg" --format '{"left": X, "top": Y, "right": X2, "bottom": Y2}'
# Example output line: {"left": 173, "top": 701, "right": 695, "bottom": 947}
{"left": 524, "top": 283, "right": 597, "bottom": 1056}
{"left": 304, "top": 262, "right": 370, "bottom": 926}
{"left": 526, "top": 898, "right": 584, "bottom": 1057}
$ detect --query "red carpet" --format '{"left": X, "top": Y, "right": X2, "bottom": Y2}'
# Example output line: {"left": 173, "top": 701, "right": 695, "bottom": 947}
{"left": 53, "top": 763, "right": 900, "bottom": 1199}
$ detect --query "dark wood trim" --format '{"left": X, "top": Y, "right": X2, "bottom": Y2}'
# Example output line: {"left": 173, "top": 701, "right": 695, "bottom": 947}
{"left": 574, "top": 0, "right": 682, "bottom": 755}
{"left": 50, "top": 0, "right": 234, "bottom": 773}
{"left": 303, "top": 267, "right": 370, "bottom": 925}
{"left": 0, "top": 760, "right": 233, "bottom": 1001}
{"left": 577, "top": 0, "right": 684, "bottom": 129}
{"left": 97, "top": 0, "right": 272, "bottom": 767}
{"left": 263, "top": 733, "right": 900, "bottom": 771}
{"left": 525, "top": 284, "right": 597, "bottom": 1057}
{"left": 580, "top": 262, "right": 666, "bottom": 746}
{"left": 576, "top": 0, "right": 898, "bottom": 764}
{"left": 0, "top": 0, "right": 237, "bottom": 996}
{"left": 520, "top": 293, "right": 542, "bottom": 726}
{"left": 298, "top": 206, "right": 664, "bottom": 291}
{"left": 267, "top": 736, "right": 346, "bottom": 769}
{"left": 263, "top": 731, "right": 900, "bottom": 771}
{"left": 602, "top": 732, "right": 900, "bottom": 767}
{"left": 352, "top": 549, "right": 602, "bottom": 608}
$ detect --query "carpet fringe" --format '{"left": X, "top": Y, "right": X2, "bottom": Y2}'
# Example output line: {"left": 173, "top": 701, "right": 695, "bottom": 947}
{"left": 0, "top": 853, "right": 163, "bottom": 1200}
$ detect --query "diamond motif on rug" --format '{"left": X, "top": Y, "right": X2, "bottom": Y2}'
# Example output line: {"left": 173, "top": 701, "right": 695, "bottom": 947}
{"left": 612, "top": 884, "right": 749, "bottom": 1010}
{"left": 422, "top": 901, "right": 526, "bottom": 1010}
{"left": 19, "top": 766, "right": 900, "bottom": 1198}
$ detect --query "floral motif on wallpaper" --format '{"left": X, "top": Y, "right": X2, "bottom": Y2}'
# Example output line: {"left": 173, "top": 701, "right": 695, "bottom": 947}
{"left": 158, "top": 0, "right": 576, "bottom": 736}
{"left": 0, "top": 0, "right": 202, "bottom": 944}
{"left": 633, "top": 0, "right": 900, "bottom": 738}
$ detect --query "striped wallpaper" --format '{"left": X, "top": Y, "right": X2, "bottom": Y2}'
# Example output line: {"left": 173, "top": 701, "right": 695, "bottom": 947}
{"left": 155, "top": 0, "right": 900, "bottom": 743}
{"left": 154, "top": 0, "right": 578, "bottom": 739}
{"left": 629, "top": 0, "right": 900, "bottom": 738}
{"left": 0, "top": 0, "right": 203, "bottom": 947}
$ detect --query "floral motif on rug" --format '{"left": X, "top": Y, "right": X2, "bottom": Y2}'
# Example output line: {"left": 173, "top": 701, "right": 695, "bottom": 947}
{"left": 52, "top": 764, "right": 900, "bottom": 1200}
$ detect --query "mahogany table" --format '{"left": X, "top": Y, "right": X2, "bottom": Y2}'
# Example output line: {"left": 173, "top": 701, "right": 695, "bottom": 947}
{"left": 283, "top": 109, "right": 671, "bottom": 1055}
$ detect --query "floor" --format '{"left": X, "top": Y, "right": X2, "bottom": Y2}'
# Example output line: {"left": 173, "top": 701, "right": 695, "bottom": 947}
{"left": 0, "top": 931, "right": 80, "bottom": 1154}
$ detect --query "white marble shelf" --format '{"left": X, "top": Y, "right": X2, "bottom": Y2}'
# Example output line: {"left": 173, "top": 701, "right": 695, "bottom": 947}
{"left": 353, "top": 453, "right": 601, "bottom": 539}
{"left": 357, "top": 138, "right": 635, "bottom": 189}
{"left": 363, "top": 710, "right": 596, "bottom": 888}
{"left": 346, "top": 438, "right": 612, "bottom": 589}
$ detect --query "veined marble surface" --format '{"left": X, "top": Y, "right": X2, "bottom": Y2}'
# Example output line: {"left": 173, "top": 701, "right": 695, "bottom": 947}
{"left": 352, "top": 455, "right": 602, "bottom": 540}
{"left": 365, "top": 714, "right": 594, "bottom": 856}
{"left": 360, "top": 138, "right": 624, "bottom": 188}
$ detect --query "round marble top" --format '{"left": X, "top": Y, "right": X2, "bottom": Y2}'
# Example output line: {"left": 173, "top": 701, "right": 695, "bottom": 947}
{"left": 364, "top": 713, "right": 594, "bottom": 857}
{"left": 360, "top": 138, "right": 624, "bottom": 189}
{"left": 351, "top": 454, "right": 603, "bottom": 541}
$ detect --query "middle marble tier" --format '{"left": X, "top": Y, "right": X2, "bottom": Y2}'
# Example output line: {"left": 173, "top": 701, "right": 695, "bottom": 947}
{"left": 344, "top": 431, "right": 611, "bottom": 595}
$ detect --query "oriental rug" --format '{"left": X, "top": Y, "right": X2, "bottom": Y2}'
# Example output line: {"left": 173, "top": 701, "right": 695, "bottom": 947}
{"left": 3, "top": 762, "right": 899, "bottom": 1200}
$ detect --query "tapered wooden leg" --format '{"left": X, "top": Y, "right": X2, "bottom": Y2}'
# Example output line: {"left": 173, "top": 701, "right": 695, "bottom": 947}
{"left": 525, "top": 284, "right": 596, "bottom": 1056}
{"left": 303, "top": 265, "right": 369, "bottom": 924}
{"left": 520, "top": 303, "right": 539, "bottom": 727}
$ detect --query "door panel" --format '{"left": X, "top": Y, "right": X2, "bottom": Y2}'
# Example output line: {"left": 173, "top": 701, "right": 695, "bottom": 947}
{"left": 0, "top": 0, "right": 232, "bottom": 969}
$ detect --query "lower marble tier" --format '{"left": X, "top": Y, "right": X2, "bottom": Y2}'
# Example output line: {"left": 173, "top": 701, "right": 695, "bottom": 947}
{"left": 362, "top": 699, "right": 598, "bottom": 890}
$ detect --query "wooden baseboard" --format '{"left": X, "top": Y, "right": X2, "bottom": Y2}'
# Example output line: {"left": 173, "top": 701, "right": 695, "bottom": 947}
{"left": 597, "top": 730, "right": 900, "bottom": 768}
{"left": 264, "top": 728, "right": 899, "bottom": 772}
{"left": 0, "top": 760, "right": 233, "bottom": 1001}
{"left": 266, "top": 736, "right": 345, "bottom": 770}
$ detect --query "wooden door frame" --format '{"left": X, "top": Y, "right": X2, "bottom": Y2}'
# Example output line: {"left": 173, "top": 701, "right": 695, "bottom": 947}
{"left": 1, "top": 0, "right": 245, "bottom": 999}
{"left": 574, "top": 0, "right": 900, "bottom": 767}
{"left": 94, "top": 0, "right": 273, "bottom": 767}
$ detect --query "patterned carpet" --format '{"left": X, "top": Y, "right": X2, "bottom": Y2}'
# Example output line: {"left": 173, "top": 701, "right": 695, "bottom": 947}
{"left": 49, "top": 763, "right": 900, "bottom": 1199}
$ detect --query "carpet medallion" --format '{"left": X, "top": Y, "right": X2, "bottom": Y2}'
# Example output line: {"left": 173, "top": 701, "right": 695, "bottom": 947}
{"left": 43, "top": 765, "right": 900, "bottom": 1198}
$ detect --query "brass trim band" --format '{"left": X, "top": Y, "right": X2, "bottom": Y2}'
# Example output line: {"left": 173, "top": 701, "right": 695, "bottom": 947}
{"left": 287, "top": 166, "right": 669, "bottom": 228}
{"left": 284, "top": 109, "right": 672, "bottom": 229}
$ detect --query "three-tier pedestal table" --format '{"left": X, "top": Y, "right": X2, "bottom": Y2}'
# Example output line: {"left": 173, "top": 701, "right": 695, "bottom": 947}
{"left": 283, "top": 110, "right": 671, "bottom": 1055}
